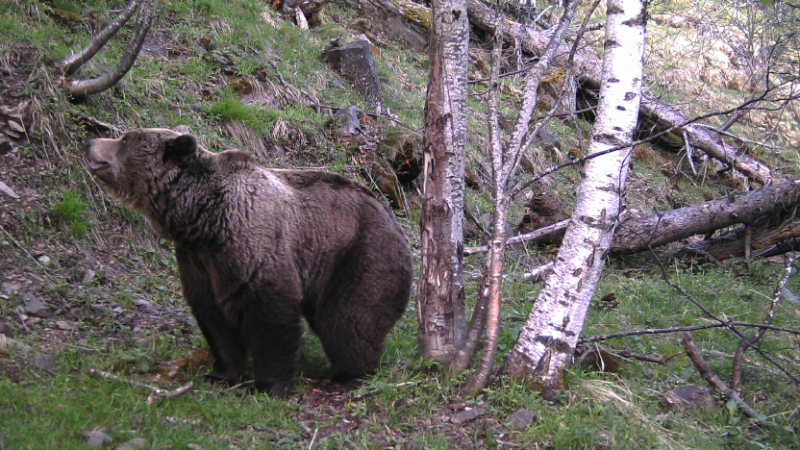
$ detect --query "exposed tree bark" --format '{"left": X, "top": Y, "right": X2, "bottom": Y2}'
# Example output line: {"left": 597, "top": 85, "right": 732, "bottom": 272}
{"left": 460, "top": 0, "right": 581, "bottom": 395}
{"left": 503, "top": 0, "right": 646, "bottom": 397}
{"left": 61, "top": 0, "right": 159, "bottom": 98}
{"left": 416, "top": 0, "right": 470, "bottom": 362}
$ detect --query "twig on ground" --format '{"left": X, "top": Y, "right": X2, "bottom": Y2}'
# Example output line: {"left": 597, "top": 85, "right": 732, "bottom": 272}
{"left": 618, "top": 350, "right": 682, "bottom": 365}
{"left": 680, "top": 332, "right": 765, "bottom": 423}
{"left": 15, "top": 308, "right": 32, "bottom": 335}
{"left": 0, "top": 223, "right": 50, "bottom": 276}
{"left": 88, "top": 369, "right": 193, "bottom": 403}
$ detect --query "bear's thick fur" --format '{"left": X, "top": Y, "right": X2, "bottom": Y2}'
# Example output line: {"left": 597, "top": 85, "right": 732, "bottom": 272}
{"left": 87, "top": 128, "right": 413, "bottom": 396}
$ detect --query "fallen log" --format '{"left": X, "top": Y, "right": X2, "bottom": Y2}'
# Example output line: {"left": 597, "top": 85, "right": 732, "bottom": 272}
{"left": 676, "top": 215, "right": 800, "bottom": 261}
{"left": 463, "top": 179, "right": 800, "bottom": 257}
{"left": 612, "top": 179, "right": 800, "bottom": 254}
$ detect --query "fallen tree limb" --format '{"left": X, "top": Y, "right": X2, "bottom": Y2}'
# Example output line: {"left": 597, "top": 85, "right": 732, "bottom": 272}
{"left": 463, "top": 179, "right": 800, "bottom": 257}
{"left": 677, "top": 215, "right": 800, "bottom": 261}
{"left": 579, "top": 321, "right": 800, "bottom": 344}
{"left": 612, "top": 179, "right": 800, "bottom": 254}
{"left": 680, "top": 332, "right": 765, "bottom": 422}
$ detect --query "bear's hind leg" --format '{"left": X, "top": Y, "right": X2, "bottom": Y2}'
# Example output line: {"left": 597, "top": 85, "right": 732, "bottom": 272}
{"left": 241, "top": 284, "right": 304, "bottom": 397}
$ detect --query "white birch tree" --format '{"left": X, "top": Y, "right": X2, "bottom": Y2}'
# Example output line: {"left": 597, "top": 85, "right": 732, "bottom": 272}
{"left": 416, "top": 0, "right": 470, "bottom": 362}
{"left": 502, "top": 0, "right": 648, "bottom": 397}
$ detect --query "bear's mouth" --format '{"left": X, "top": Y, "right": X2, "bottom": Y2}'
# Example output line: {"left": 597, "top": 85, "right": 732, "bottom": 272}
{"left": 87, "top": 159, "right": 110, "bottom": 173}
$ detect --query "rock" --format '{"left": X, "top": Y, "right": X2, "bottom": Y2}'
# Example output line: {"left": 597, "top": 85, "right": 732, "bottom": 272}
{"left": 322, "top": 40, "right": 382, "bottom": 110}
{"left": 22, "top": 292, "right": 51, "bottom": 317}
{"left": 0, "top": 180, "right": 19, "bottom": 199}
{"left": 115, "top": 438, "right": 147, "bottom": 450}
{"left": 83, "top": 268, "right": 96, "bottom": 285}
{"left": 55, "top": 321, "right": 75, "bottom": 330}
{"left": 0, "top": 333, "right": 32, "bottom": 353}
{"left": 87, "top": 430, "right": 113, "bottom": 448}
{"left": 1, "top": 281, "right": 23, "bottom": 296}
{"left": 31, "top": 353, "right": 57, "bottom": 372}
{"left": 7, "top": 120, "right": 24, "bottom": 133}
{"left": 37, "top": 255, "right": 51, "bottom": 265}
{"left": 660, "top": 384, "right": 719, "bottom": 412}
{"left": 186, "top": 444, "right": 205, "bottom": 450}
{"left": 506, "top": 408, "right": 537, "bottom": 430}
{"left": 450, "top": 407, "right": 485, "bottom": 424}
{"left": 330, "top": 106, "right": 360, "bottom": 135}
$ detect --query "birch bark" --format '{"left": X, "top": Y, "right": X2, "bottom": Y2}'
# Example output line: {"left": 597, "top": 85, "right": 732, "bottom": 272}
{"left": 502, "top": 0, "right": 647, "bottom": 395}
{"left": 416, "top": 0, "right": 470, "bottom": 361}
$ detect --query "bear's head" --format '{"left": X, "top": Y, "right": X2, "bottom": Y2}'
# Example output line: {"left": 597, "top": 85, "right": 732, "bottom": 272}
{"left": 87, "top": 127, "right": 204, "bottom": 234}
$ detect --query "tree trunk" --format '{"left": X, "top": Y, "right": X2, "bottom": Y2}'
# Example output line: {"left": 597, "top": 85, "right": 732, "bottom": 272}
{"left": 459, "top": 0, "right": 580, "bottom": 393}
{"left": 503, "top": 0, "right": 646, "bottom": 397}
{"left": 416, "top": 0, "right": 470, "bottom": 362}
{"left": 678, "top": 215, "right": 800, "bottom": 261}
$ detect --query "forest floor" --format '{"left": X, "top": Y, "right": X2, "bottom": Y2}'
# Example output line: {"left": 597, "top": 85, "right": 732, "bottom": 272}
{"left": 1, "top": 0, "right": 799, "bottom": 449}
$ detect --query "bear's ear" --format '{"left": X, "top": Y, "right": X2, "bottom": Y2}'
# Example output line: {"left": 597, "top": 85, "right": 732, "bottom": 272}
{"left": 163, "top": 134, "right": 198, "bottom": 164}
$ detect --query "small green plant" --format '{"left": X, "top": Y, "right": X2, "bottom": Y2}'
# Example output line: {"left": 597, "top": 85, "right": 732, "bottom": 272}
{"left": 53, "top": 189, "right": 88, "bottom": 237}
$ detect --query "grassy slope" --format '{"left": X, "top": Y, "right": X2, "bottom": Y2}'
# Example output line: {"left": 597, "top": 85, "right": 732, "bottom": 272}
{"left": 0, "top": 0, "right": 798, "bottom": 449}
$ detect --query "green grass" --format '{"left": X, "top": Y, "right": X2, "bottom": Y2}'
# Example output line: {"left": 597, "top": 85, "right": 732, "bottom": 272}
{"left": 1, "top": 0, "right": 799, "bottom": 448}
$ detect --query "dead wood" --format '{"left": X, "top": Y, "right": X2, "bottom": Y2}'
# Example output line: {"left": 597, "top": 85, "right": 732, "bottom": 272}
{"left": 464, "top": 0, "right": 777, "bottom": 186}
{"left": 680, "top": 332, "right": 764, "bottom": 422}
{"left": 579, "top": 321, "right": 800, "bottom": 344}
{"left": 731, "top": 254, "right": 797, "bottom": 394}
{"left": 61, "top": 0, "right": 158, "bottom": 98}
{"left": 618, "top": 350, "right": 682, "bottom": 366}
{"left": 464, "top": 179, "right": 800, "bottom": 258}
{"left": 677, "top": 215, "right": 800, "bottom": 261}
{"left": 612, "top": 179, "right": 800, "bottom": 254}
{"left": 88, "top": 368, "right": 193, "bottom": 403}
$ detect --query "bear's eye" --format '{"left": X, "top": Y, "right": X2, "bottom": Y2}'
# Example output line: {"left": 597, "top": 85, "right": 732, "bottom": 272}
{"left": 121, "top": 139, "right": 127, "bottom": 145}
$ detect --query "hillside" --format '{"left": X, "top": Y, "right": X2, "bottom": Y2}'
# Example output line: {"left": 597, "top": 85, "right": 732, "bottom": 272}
{"left": 1, "top": 0, "right": 799, "bottom": 449}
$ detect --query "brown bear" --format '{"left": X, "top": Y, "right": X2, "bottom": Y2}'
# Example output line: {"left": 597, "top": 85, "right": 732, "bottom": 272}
{"left": 87, "top": 128, "right": 413, "bottom": 397}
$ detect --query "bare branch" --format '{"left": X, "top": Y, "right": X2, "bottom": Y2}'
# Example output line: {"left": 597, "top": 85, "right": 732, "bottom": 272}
{"left": 680, "top": 332, "right": 765, "bottom": 422}
{"left": 65, "top": 0, "right": 159, "bottom": 98}
{"left": 580, "top": 321, "right": 800, "bottom": 344}
{"left": 56, "top": 0, "right": 141, "bottom": 76}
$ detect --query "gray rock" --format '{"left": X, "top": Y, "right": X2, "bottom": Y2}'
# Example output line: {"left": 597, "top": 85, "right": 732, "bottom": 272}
{"left": 31, "top": 353, "right": 57, "bottom": 373}
{"left": 22, "top": 292, "right": 50, "bottom": 317}
{"left": 83, "top": 269, "right": 96, "bottom": 285}
{"left": 186, "top": 444, "right": 205, "bottom": 450}
{"left": 115, "top": 438, "right": 147, "bottom": 450}
{"left": 506, "top": 408, "right": 537, "bottom": 430}
{"left": 87, "top": 430, "right": 113, "bottom": 448}
{"left": 0, "top": 180, "right": 19, "bottom": 199}
{"left": 322, "top": 40, "right": 382, "bottom": 109}
{"left": 450, "top": 407, "right": 485, "bottom": 424}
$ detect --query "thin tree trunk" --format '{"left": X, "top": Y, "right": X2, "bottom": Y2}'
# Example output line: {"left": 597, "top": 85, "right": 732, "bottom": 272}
{"left": 459, "top": 0, "right": 581, "bottom": 393}
{"left": 65, "top": 0, "right": 159, "bottom": 98}
{"left": 503, "top": 0, "right": 646, "bottom": 397}
{"left": 416, "top": 0, "right": 469, "bottom": 362}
